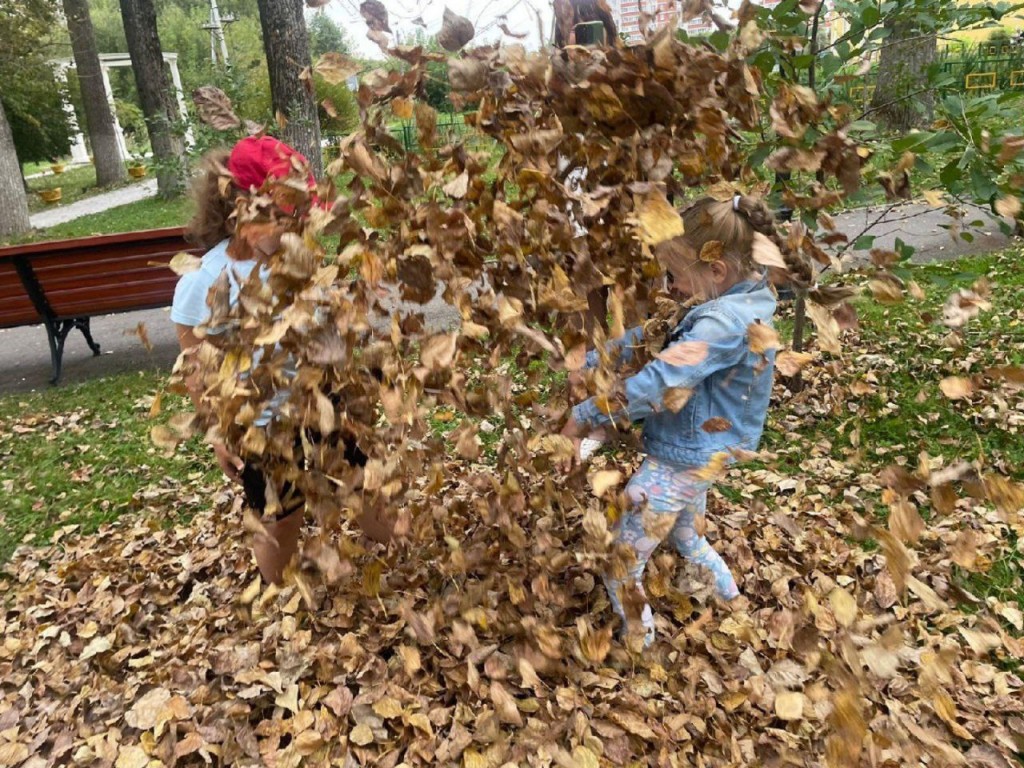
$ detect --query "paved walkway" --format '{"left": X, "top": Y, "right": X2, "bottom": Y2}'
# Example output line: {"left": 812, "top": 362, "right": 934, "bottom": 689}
{"left": 0, "top": 198, "right": 1017, "bottom": 394}
{"left": 30, "top": 179, "right": 158, "bottom": 230}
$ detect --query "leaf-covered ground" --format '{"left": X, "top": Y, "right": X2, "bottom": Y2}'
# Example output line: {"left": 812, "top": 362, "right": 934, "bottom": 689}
{"left": 1, "top": 248, "right": 1022, "bottom": 766}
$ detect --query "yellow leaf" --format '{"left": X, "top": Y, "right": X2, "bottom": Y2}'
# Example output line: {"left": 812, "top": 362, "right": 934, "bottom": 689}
{"left": 922, "top": 189, "right": 945, "bottom": 208}
{"left": 350, "top": 723, "right": 374, "bottom": 746}
{"left": 775, "top": 350, "right": 813, "bottom": 377}
{"left": 392, "top": 96, "right": 414, "bottom": 120}
{"left": 747, "top": 321, "right": 779, "bottom": 354}
{"left": 774, "top": 690, "right": 805, "bottom": 721}
{"left": 939, "top": 376, "right": 973, "bottom": 400}
{"left": 995, "top": 195, "right": 1021, "bottom": 218}
{"left": 635, "top": 189, "right": 684, "bottom": 246}
{"left": 373, "top": 696, "right": 404, "bottom": 719}
{"left": 828, "top": 587, "right": 857, "bottom": 628}
{"left": 168, "top": 251, "right": 202, "bottom": 275}
{"left": 699, "top": 240, "right": 723, "bottom": 263}
{"left": 663, "top": 387, "right": 694, "bottom": 412}
{"left": 398, "top": 645, "right": 422, "bottom": 675}
{"left": 869, "top": 279, "right": 904, "bottom": 305}
{"left": 806, "top": 301, "right": 841, "bottom": 355}
{"left": 589, "top": 469, "right": 622, "bottom": 497}
{"left": 572, "top": 746, "right": 600, "bottom": 768}
{"left": 405, "top": 711, "right": 434, "bottom": 736}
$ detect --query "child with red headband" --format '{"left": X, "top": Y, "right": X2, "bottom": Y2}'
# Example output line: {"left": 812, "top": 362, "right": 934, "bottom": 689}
{"left": 171, "top": 136, "right": 379, "bottom": 585}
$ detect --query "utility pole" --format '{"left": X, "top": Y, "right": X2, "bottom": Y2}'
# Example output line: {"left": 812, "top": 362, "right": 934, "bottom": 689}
{"left": 201, "top": 0, "right": 235, "bottom": 67}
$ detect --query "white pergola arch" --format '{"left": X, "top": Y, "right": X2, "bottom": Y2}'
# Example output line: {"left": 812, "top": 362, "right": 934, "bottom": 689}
{"left": 51, "top": 52, "right": 192, "bottom": 164}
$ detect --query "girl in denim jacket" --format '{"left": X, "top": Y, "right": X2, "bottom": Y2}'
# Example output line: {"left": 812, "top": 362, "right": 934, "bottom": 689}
{"left": 563, "top": 194, "right": 793, "bottom": 647}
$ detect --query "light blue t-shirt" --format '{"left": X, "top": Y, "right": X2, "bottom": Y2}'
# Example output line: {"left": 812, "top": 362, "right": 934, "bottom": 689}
{"left": 170, "top": 239, "right": 260, "bottom": 327}
{"left": 170, "top": 238, "right": 289, "bottom": 428}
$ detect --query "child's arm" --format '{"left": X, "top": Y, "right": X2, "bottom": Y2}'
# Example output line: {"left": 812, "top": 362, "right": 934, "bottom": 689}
{"left": 583, "top": 325, "right": 645, "bottom": 370}
{"left": 572, "top": 313, "right": 748, "bottom": 429}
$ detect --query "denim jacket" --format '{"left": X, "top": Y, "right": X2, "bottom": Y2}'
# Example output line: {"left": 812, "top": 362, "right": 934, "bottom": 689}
{"left": 572, "top": 276, "right": 777, "bottom": 468}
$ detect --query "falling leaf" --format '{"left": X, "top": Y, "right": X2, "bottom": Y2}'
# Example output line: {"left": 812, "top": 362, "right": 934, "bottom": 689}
{"left": 923, "top": 189, "right": 945, "bottom": 208}
{"left": 589, "top": 469, "right": 622, "bottom": 497}
{"left": 168, "top": 252, "right": 202, "bottom": 275}
{"left": 774, "top": 691, "right": 805, "bottom": 721}
{"left": 829, "top": 587, "right": 857, "bottom": 628}
{"left": 657, "top": 340, "right": 709, "bottom": 367}
{"left": 635, "top": 190, "right": 685, "bottom": 246}
{"left": 699, "top": 240, "right": 723, "bottom": 263}
{"left": 751, "top": 232, "right": 786, "bottom": 269}
{"left": 663, "top": 387, "right": 693, "bottom": 412}
{"left": 776, "top": 350, "right": 813, "bottom": 377}
{"left": 995, "top": 195, "right": 1021, "bottom": 218}
{"left": 748, "top": 321, "right": 780, "bottom": 354}
{"left": 443, "top": 171, "right": 469, "bottom": 199}
{"left": 314, "top": 52, "right": 361, "bottom": 85}
{"left": 437, "top": 7, "right": 475, "bottom": 51}
{"left": 192, "top": 85, "right": 240, "bottom": 130}
{"left": 359, "top": 0, "right": 391, "bottom": 32}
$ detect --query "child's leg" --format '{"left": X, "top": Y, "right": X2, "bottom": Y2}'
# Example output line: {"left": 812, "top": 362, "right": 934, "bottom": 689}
{"left": 666, "top": 472, "right": 739, "bottom": 601}
{"left": 241, "top": 464, "right": 304, "bottom": 585}
{"left": 603, "top": 460, "right": 681, "bottom": 644}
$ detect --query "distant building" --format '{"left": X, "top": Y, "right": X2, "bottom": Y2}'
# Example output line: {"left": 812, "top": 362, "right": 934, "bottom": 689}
{"left": 609, "top": 0, "right": 839, "bottom": 45}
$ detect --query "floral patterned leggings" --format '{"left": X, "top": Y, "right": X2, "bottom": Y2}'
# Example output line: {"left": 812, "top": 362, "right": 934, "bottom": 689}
{"left": 604, "top": 458, "right": 740, "bottom": 643}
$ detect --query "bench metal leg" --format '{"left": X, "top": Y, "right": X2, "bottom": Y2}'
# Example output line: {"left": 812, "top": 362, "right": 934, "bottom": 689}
{"left": 46, "top": 317, "right": 101, "bottom": 385}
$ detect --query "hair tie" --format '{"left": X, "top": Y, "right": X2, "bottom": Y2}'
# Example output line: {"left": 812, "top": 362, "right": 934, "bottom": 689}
{"left": 733, "top": 194, "right": 742, "bottom": 212}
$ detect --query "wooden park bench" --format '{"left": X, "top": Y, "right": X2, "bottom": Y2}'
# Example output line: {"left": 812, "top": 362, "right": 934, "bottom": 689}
{"left": 0, "top": 227, "right": 203, "bottom": 384}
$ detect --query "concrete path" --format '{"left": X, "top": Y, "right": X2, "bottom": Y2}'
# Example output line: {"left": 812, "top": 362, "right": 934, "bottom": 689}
{"left": 832, "top": 200, "right": 1012, "bottom": 267}
{"left": 0, "top": 199, "right": 1017, "bottom": 395}
{"left": 29, "top": 179, "right": 158, "bottom": 230}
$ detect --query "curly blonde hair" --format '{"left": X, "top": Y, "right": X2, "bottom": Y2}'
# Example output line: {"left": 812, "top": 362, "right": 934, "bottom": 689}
{"left": 184, "top": 149, "right": 237, "bottom": 249}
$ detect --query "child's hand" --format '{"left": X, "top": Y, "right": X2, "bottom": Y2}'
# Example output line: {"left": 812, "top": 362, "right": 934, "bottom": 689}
{"left": 213, "top": 443, "right": 244, "bottom": 484}
{"left": 558, "top": 415, "right": 586, "bottom": 471}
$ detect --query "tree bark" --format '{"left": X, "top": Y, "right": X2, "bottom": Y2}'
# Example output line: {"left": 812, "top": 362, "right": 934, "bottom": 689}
{"left": 63, "top": 0, "right": 127, "bottom": 187}
{"left": 0, "top": 98, "right": 31, "bottom": 238}
{"left": 870, "top": 18, "right": 937, "bottom": 132}
{"left": 119, "top": 0, "right": 185, "bottom": 198}
{"left": 256, "top": 0, "right": 323, "bottom": 177}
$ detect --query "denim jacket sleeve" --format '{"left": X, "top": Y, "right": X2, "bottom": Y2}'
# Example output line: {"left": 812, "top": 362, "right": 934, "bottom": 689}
{"left": 583, "top": 326, "right": 645, "bottom": 369}
{"left": 572, "top": 310, "right": 747, "bottom": 428}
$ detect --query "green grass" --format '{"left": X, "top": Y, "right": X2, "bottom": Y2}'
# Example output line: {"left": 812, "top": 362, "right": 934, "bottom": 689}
{"left": 1, "top": 195, "right": 194, "bottom": 246}
{"left": 26, "top": 164, "right": 149, "bottom": 213}
{"left": 0, "top": 371, "right": 218, "bottom": 565}
{"left": 759, "top": 248, "right": 1024, "bottom": 609}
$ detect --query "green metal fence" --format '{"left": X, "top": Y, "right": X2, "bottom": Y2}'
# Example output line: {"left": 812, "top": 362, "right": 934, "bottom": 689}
{"left": 389, "top": 117, "right": 494, "bottom": 153}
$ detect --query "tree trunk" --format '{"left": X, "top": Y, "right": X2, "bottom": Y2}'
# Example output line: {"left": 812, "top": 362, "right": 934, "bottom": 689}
{"left": 870, "top": 18, "right": 937, "bottom": 132}
{"left": 256, "top": 0, "right": 323, "bottom": 177}
{"left": 119, "top": 0, "right": 185, "bottom": 198}
{"left": 0, "top": 98, "right": 31, "bottom": 238}
{"left": 63, "top": 0, "right": 127, "bottom": 187}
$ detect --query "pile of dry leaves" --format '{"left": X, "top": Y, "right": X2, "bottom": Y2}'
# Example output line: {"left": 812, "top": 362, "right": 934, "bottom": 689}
{"left": 2, "top": 10, "right": 1023, "bottom": 768}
